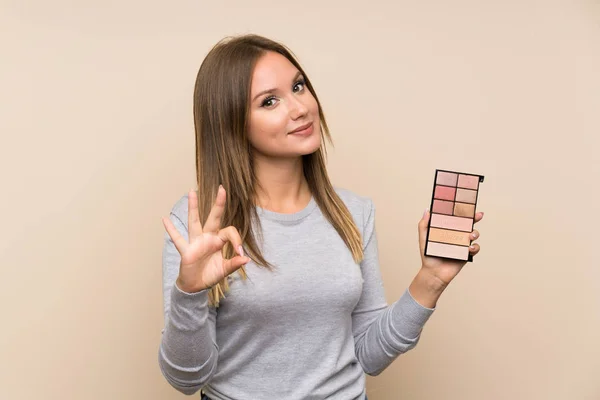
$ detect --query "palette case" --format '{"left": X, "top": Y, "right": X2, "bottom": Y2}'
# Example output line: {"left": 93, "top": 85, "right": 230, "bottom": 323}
{"left": 424, "top": 169, "right": 484, "bottom": 262}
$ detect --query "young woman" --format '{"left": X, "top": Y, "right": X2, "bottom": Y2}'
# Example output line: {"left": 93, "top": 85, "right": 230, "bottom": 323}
{"left": 158, "top": 34, "right": 484, "bottom": 400}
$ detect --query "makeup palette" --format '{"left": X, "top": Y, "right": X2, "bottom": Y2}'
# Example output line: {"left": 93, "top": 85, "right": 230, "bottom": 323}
{"left": 424, "top": 169, "right": 484, "bottom": 262}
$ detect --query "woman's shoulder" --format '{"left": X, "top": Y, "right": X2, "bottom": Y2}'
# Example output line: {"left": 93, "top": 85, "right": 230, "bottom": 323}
{"left": 168, "top": 192, "right": 191, "bottom": 227}
{"left": 333, "top": 186, "right": 375, "bottom": 226}
{"left": 333, "top": 186, "right": 372, "bottom": 206}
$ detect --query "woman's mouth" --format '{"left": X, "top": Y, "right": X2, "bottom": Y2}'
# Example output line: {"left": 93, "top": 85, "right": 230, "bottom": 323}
{"left": 288, "top": 122, "right": 314, "bottom": 136}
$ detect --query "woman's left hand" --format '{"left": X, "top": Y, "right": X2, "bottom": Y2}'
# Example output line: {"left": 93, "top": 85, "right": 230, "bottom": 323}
{"left": 418, "top": 210, "right": 484, "bottom": 288}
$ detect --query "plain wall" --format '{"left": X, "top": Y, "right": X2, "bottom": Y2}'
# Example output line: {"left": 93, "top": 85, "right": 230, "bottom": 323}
{"left": 1, "top": 0, "right": 598, "bottom": 399}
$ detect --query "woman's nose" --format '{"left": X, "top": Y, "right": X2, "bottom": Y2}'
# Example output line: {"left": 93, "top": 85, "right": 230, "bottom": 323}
{"left": 288, "top": 97, "right": 308, "bottom": 119}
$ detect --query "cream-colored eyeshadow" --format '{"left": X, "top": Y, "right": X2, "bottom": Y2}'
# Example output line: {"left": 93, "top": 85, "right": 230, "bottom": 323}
{"left": 455, "top": 188, "right": 477, "bottom": 204}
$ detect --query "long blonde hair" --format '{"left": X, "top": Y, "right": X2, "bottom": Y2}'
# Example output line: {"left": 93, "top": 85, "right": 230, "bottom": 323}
{"left": 193, "top": 34, "right": 364, "bottom": 306}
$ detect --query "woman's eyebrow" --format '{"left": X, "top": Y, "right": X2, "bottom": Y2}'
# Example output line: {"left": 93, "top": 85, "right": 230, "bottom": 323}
{"left": 252, "top": 71, "right": 303, "bottom": 102}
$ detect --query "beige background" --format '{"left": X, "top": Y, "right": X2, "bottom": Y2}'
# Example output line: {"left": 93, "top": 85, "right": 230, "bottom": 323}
{"left": 1, "top": 0, "right": 598, "bottom": 399}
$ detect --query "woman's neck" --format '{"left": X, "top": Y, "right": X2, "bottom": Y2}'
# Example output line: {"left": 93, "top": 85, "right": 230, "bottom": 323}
{"left": 253, "top": 155, "right": 311, "bottom": 213}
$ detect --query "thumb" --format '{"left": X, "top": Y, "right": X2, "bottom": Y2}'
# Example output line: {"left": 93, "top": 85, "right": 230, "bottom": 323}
{"left": 222, "top": 255, "right": 250, "bottom": 277}
{"left": 418, "top": 209, "right": 430, "bottom": 253}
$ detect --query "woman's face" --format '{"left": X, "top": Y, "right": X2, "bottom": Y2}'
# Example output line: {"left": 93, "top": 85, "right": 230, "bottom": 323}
{"left": 247, "top": 51, "right": 321, "bottom": 159}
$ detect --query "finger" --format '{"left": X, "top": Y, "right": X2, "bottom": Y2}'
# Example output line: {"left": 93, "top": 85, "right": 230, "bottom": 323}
{"left": 216, "top": 225, "right": 247, "bottom": 276}
{"left": 470, "top": 229, "right": 480, "bottom": 241}
{"left": 222, "top": 255, "right": 250, "bottom": 277}
{"left": 162, "top": 216, "right": 188, "bottom": 254}
{"left": 204, "top": 185, "right": 226, "bottom": 233}
{"left": 217, "top": 225, "right": 244, "bottom": 253}
{"left": 418, "top": 209, "right": 430, "bottom": 254}
{"left": 188, "top": 189, "right": 203, "bottom": 241}
{"left": 468, "top": 243, "right": 480, "bottom": 255}
{"left": 474, "top": 211, "right": 484, "bottom": 224}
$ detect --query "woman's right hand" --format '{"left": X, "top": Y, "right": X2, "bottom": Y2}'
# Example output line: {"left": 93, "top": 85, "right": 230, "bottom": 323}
{"left": 162, "top": 185, "right": 250, "bottom": 293}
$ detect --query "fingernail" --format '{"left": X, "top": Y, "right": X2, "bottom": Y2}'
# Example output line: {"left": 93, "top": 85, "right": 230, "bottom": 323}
{"left": 423, "top": 209, "right": 428, "bottom": 218}
{"left": 472, "top": 232, "right": 478, "bottom": 239}
{"left": 237, "top": 245, "right": 244, "bottom": 257}
{"left": 469, "top": 245, "right": 475, "bottom": 249}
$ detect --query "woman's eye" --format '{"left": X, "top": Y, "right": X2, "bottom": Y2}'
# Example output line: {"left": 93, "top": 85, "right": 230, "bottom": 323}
{"left": 293, "top": 79, "right": 306, "bottom": 92}
{"left": 261, "top": 97, "right": 277, "bottom": 108}
{"left": 260, "top": 79, "right": 305, "bottom": 108}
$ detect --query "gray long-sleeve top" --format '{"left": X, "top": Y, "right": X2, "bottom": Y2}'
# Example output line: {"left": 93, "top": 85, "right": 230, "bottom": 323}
{"left": 158, "top": 188, "right": 435, "bottom": 399}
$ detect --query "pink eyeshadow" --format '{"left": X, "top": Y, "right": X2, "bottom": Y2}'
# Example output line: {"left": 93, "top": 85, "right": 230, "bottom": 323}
{"left": 430, "top": 213, "right": 473, "bottom": 232}
{"left": 458, "top": 174, "right": 479, "bottom": 190}
{"left": 436, "top": 171, "right": 458, "bottom": 186}
{"left": 426, "top": 242, "right": 470, "bottom": 260}
{"left": 432, "top": 200, "right": 454, "bottom": 215}
{"left": 434, "top": 185, "right": 456, "bottom": 201}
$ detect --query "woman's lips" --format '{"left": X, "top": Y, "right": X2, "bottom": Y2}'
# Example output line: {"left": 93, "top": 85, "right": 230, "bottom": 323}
{"left": 288, "top": 122, "right": 313, "bottom": 136}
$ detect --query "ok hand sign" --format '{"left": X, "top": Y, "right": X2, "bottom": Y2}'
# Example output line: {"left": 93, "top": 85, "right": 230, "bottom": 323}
{"left": 162, "top": 186, "right": 249, "bottom": 293}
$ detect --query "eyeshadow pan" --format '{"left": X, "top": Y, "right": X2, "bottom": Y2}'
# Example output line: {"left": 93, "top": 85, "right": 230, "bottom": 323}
{"left": 430, "top": 213, "right": 473, "bottom": 232}
{"left": 458, "top": 174, "right": 479, "bottom": 190}
{"left": 432, "top": 199, "right": 454, "bottom": 215}
{"left": 455, "top": 188, "right": 477, "bottom": 204}
{"left": 454, "top": 202, "right": 475, "bottom": 218}
{"left": 434, "top": 185, "right": 456, "bottom": 201}
{"left": 428, "top": 228, "right": 471, "bottom": 246}
{"left": 425, "top": 242, "right": 470, "bottom": 261}
{"left": 425, "top": 169, "right": 484, "bottom": 262}
{"left": 436, "top": 171, "right": 458, "bottom": 186}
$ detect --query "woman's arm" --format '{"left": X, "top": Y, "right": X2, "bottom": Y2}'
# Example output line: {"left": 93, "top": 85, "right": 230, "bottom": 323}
{"left": 351, "top": 199, "right": 436, "bottom": 376}
{"left": 408, "top": 268, "right": 446, "bottom": 308}
{"left": 158, "top": 211, "right": 218, "bottom": 395}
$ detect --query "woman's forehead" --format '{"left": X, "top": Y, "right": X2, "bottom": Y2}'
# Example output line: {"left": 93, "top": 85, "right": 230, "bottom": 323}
{"left": 251, "top": 52, "right": 299, "bottom": 89}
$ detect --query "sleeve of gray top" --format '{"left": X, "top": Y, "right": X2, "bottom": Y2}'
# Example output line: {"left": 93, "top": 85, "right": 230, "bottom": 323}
{"left": 158, "top": 209, "right": 218, "bottom": 395}
{"left": 352, "top": 198, "right": 436, "bottom": 376}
